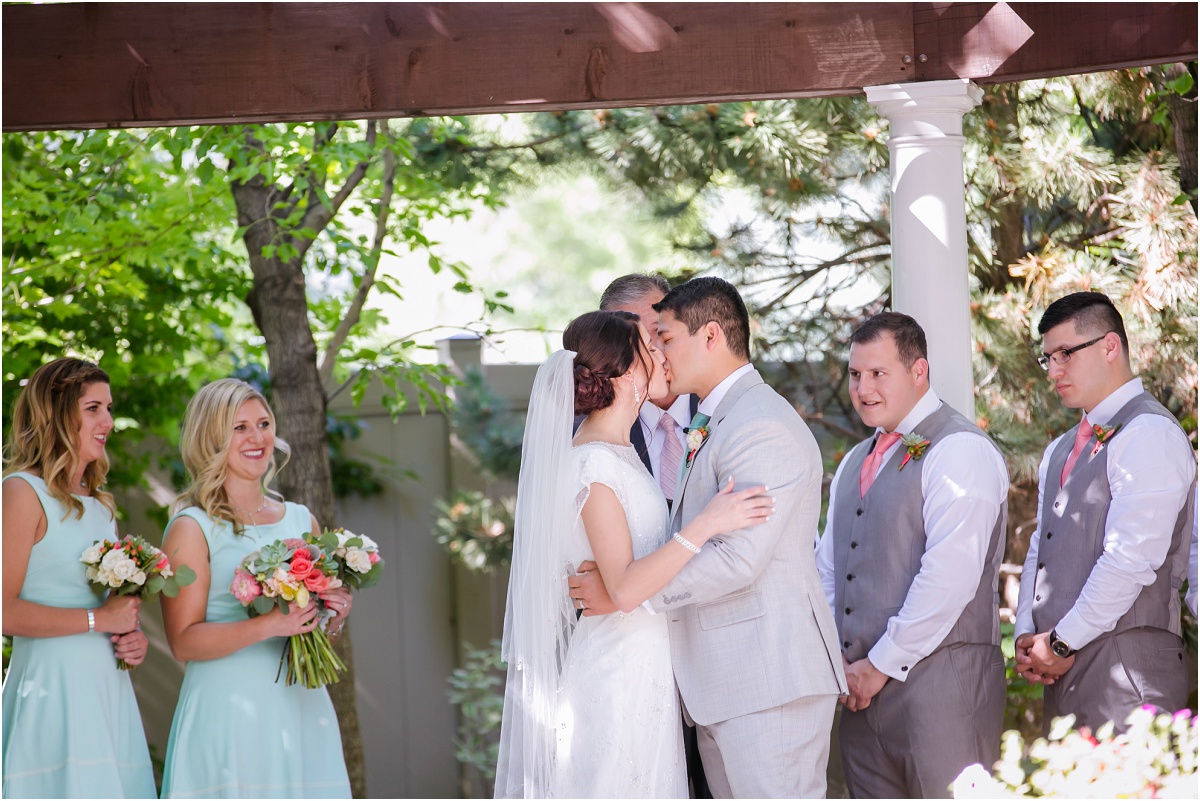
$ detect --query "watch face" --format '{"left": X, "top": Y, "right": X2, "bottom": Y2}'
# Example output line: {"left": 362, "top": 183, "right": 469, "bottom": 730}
{"left": 1051, "top": 639, "right": 1071, "bottom": 657}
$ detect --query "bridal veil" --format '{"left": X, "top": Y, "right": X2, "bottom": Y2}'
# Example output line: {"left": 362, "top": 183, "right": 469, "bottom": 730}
{"left": 494, "top": 349, "right": 578, "bottom": 799}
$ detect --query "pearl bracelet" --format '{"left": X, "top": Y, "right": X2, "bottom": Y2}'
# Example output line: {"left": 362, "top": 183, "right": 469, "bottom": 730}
{"left": 86, "top": 608, "right": 95, "bottom": 633}
{"left": 673, "top": 532, "right": 702, "bottom": 555}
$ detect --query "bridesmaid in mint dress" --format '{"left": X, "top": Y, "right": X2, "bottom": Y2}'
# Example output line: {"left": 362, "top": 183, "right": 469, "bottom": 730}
{"left": 2, "top": 358, "right": 155, "bottom": 798}
{"left": 160, "top": 378, "right": 353, "bottom": 798}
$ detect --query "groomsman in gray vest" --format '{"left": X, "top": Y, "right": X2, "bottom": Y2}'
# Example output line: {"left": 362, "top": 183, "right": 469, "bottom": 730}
{"left": 816, "top": 312, "right": 1008, "bottom": 798}
{"left": 1014, "top": 292, "right": 1195, "bottom": 733}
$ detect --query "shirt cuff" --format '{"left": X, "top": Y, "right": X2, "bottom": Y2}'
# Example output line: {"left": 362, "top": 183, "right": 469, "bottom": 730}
{"left": 866, "top": 634, "right": 922, "bottom": 683}
{"left": 1049, "top": 612, "right": 1094, "bottom": 651}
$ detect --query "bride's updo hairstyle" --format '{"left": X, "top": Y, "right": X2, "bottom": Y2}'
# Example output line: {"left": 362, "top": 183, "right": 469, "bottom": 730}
{"left": 563, "top": 310, "right": 650, "bottom": 415}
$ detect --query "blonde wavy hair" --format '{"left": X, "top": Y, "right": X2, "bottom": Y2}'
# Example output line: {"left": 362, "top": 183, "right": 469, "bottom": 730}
{"left": 175, "top": 378, "right": 289, "bottom": 534}
{"left": 3, "top": 357, "right": 116, "bottom": 520}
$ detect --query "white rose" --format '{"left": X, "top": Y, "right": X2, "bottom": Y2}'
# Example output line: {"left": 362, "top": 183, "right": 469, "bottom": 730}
{"left": 100, "top": 548, "right": 126, "bottom": 569}
{"left": 81, "top": 544, "right": 103, "bottom": 564}
{"left": 131, "top": 570, "right": 147, "bottom": 586}
{"left": 112, "top": 558, "right": 137, "bottom": 582}
{"left": 107, "top": 572, "right": 124, "bottom": 588}
{"left": 359, "top": 534, "right": 378, "bottom": 551}
{"left": 85, "top": 565, "right": 99, "bottom": 582}
{"left": 345, "top": 548, "right": 372, "bottom": 574}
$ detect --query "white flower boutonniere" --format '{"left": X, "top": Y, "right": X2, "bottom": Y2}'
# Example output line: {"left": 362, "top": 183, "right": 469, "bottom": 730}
{"left": 685, "top": 425, "right": 710, "bottom": 467}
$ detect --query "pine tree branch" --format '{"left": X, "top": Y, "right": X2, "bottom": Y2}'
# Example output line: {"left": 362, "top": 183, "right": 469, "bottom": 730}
{"left": 320, "top": 128, "right": 396, "bottom": 392}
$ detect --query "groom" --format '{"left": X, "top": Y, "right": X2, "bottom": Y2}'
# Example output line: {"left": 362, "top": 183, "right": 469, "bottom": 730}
{"left": 571, "top": 277, "right": 848, "bottom": 798}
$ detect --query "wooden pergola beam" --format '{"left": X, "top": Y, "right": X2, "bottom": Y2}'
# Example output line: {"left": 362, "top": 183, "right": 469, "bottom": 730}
{"left": 3, "top": 2, "right": 1195, "bottom": 132}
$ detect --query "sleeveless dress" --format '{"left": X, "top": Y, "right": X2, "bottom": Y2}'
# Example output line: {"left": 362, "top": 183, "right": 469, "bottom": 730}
{"left": 160, "top": 502, "right": 350, "bottom": 799}
{"left": 550, "top": 443, "right": 686, "bottom": 798}
{"left": 1, "top": 472, "right": 156, "bottom": 799}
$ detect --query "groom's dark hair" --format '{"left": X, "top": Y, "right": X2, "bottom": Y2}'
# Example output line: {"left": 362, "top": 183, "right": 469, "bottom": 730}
{"left": 851, "top": 312, "right": 928, "bottom": 368}
{"left": 653, "top": 277, "right": 751, "bottom": 360}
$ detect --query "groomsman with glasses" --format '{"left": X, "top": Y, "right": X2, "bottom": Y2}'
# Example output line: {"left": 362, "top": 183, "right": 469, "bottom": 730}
{"left": 595, "top": 273, "right": 708, "bottom": 799}
{"left": 1015, "top": 291, "right": 1195, "bottom": 733}
{"left": 816, "top": 312, "right": 1008, "bottom": 798}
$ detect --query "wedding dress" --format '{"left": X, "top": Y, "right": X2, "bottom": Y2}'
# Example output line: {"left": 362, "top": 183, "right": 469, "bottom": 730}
{"left": 494, "top": 351, "right": 686, "bottom": 799}
{"left": 550, "top": 441, "right": 686, "bottom": 798}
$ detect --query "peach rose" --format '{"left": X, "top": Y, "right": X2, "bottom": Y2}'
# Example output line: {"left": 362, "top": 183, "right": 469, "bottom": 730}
{"left": 304, "top": 572, "right": 330, "bottom": 593}
{"left": 289, "top": 554, "right": 314, "bottom": 580}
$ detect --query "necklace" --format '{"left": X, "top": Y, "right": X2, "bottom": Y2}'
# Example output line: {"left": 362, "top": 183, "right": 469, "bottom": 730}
{"left": 234, "top": 495, "right": 268, "bottom": 525}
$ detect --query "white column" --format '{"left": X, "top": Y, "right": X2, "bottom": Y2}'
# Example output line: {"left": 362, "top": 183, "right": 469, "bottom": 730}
{"left": 865, "top": 79, "right": 982, "bottom": 418}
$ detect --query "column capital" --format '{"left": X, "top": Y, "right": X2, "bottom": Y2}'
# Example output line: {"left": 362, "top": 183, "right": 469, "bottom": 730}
{"left": 865, "top": 79, "right": 982, "bottom": 139}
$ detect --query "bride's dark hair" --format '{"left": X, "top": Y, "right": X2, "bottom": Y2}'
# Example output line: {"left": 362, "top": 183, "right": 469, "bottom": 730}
{"left": 564, "top": 310, "right": 650, "bottom": 415}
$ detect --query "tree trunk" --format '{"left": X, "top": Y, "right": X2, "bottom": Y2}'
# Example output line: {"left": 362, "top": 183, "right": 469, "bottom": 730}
{"left": 1164, "top": 62, "right": 1198, "bottom": 214}
{"left": 982, "top": 85, "right": 1024, "bottom": 291}
{"left": 232, "top": 174, "right": 368, "bottom": 798}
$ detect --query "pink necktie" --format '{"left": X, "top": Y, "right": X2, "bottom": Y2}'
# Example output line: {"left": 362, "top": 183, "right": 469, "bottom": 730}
{"left": 1060, "top": 415, "right": 1093, "bottom": 485}
{"left": 859, "top": 431, "right": 903, "bottom": 498}
{"left": 658, "top": 412, "right": 683, "bottom": 501}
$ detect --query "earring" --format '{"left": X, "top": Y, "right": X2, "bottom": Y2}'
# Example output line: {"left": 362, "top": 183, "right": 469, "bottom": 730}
{"left": 626, "top": 375, "right": 641, "bottom": 405}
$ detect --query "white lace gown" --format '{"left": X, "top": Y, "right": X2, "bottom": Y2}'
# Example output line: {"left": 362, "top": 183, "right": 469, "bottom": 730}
{"left": 550, "top": 442, "right": 687, "bottom": 799}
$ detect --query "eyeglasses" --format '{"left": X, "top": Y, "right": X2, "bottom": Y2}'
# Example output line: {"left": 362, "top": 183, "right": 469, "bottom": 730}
{"left": 1037, "top": 334, "right": 1108, "bottom": 370}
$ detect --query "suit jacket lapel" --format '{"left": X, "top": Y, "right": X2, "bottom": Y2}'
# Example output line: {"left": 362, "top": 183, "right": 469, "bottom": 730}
{"left": 671, "top": 371, "right": 764, "bottom": 529}
{"left": 629, "top": 420, "right": 652, "bottom": 473}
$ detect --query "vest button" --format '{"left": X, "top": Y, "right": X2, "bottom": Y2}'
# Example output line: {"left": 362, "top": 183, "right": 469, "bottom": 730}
{"left": 1046, "top": 532, "right": 1053, "bottom": 540}
{"left": 846, "top": 574, "right": 855, "bottom": 581}
{"left": 1035, "top": 594, "right": 1041, "bottom": 601}
{"left": 850, "top": 541, "right": 858, "bottom": 549}
{"left": 855, "top": 508, "right": 863, "bottom": 516}
{"left": 1038, "top": 562, "right": 1045, "bottom": 570}
{"left": 843, "top": 640, "right": 851, "bottom": 648}
{"left": 845, "top": 607, "right": 852, "bottom": 615}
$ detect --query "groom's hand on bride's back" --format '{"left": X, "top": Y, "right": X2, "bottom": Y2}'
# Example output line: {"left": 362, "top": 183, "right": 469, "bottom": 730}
{"left": 568, "top": 561, "right": 616, "bottom": 617}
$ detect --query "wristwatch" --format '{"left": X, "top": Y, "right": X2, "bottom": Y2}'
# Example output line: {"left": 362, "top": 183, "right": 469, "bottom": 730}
{"left": 1049, "top": 629, "right": 1075, "bottom": 658}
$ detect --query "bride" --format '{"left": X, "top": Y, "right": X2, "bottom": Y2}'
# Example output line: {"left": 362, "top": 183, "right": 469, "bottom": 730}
{"left": 494, "top": 310, "right": 773, "bottom": 798}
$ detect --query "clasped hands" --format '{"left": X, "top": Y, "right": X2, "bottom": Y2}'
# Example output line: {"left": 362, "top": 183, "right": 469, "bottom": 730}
{"left": 839, "top": 656, "right": 888, "bottom": 712}
{"left": 1013, "top": 631, "right": 1074, "bottom": 685}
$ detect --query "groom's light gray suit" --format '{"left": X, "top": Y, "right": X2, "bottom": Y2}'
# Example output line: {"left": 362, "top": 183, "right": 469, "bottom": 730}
{"left": 649, "top": 368, "right": 848, "bottom": 798}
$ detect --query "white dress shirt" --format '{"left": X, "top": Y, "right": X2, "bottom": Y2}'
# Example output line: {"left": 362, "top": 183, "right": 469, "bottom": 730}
{"left": 1015, "top": 378, "right": 1197, "bottom": 647}
{"left": 637, "top": 394, "right": 692, "bottom": 481}
{"left": 816, "top": 389, "right": 1010, "bottom": 681}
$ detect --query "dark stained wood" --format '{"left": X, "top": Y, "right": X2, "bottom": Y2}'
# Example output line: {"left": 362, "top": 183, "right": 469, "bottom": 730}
{"left": 914, "top": 2, "right": 1197, "bottom": 84}
{"left": 2, "top": 2, "right": 1195, "bottom": 132}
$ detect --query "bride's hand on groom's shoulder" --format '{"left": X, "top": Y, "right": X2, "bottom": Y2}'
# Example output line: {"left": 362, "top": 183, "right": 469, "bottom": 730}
{"left": 568, "top": 561, "right": 616, "bottom": 617}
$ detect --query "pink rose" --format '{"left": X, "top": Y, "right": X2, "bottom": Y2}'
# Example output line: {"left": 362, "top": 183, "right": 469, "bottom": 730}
{"left": 304, "top": 572, "right": 330, "bottom": 593}
{"left": 289, "top": 555, "right": 314, "bottom": 580}
{"left": 230, "top": 570, "right": 262, "bottom": 605}
{"left": 155, "top": 554, "right": 171, "bottom": 572}
{"left": 368, "top": 552, "right": 381, "bottom": 565}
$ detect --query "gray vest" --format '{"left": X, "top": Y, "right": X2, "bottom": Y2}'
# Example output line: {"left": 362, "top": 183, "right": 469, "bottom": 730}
{"left": 831, "top": 403, "right": 1007, "bottom": 663}
{"left": 1031, "top": 392, "right": 1194, "bottom": 638}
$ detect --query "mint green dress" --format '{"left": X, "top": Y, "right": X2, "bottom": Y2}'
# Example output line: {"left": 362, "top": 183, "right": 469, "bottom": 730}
{"left": 160, "top": 503, "right": 350, "bottom": 799}
{"left": 1, "top": 472, "right": 156, "bottom": 799}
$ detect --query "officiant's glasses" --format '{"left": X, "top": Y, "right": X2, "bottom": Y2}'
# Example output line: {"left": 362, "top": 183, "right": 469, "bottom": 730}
{"left": 1037, "top": 334, "right": 1108, "bottom": 370}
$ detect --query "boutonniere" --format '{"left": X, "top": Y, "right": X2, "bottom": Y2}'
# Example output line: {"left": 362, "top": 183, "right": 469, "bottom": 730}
{"left": 1090, "top": 423, "right": 1121, "bottom": 455}
{"left": 685, "top": 426, "right": 710, "bottom": 467}
{"left": 898, "top": 432, "right": 931, "bottom": 470}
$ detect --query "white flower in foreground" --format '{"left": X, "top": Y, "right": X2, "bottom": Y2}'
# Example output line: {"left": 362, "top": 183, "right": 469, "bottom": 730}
{"left": 81, "top": 544, "right": 103, "bottom": 564}
{"left": 952, "top": 763, "right": 1014, "bottom": 798}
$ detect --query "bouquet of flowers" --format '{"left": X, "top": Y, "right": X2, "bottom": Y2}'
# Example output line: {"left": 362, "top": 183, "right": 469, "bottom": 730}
{"left": 229, "top": 537, "right": 347, "bottom": 689}
{"left": 314, "top": 527, "right": 384, "bottom": 590}
{"left": 80, "top": 534, "right": 196, "bottom": 670}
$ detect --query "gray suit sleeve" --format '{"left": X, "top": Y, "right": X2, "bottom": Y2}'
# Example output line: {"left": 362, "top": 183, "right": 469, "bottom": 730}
{"left": 650, "top": 415, "right": 822, "bottom": 611}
